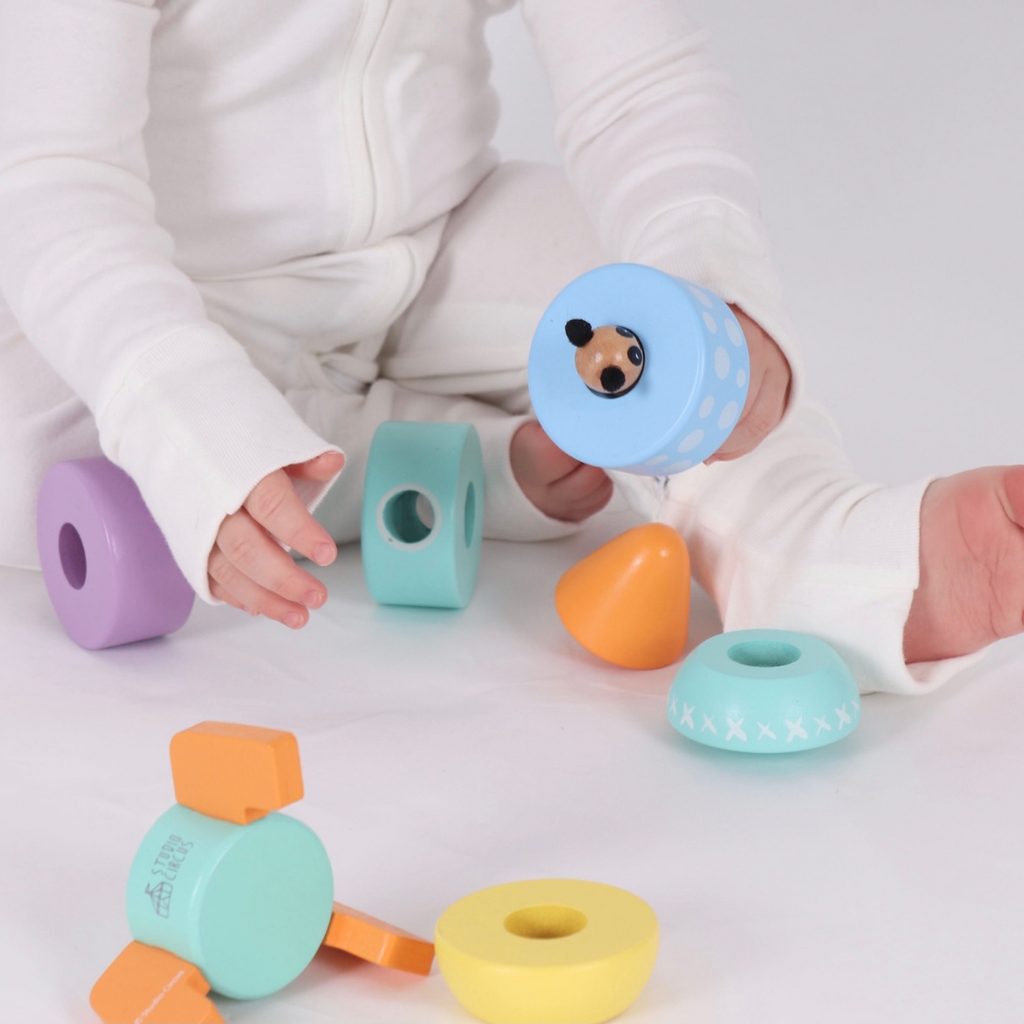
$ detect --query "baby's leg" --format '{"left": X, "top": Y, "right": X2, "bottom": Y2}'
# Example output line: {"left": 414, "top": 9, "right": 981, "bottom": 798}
{"left": 306, "top": 161, "right": 607, "bottom": 542}
{"left": 0, "top": 301, "right": 100, "bottom": 570}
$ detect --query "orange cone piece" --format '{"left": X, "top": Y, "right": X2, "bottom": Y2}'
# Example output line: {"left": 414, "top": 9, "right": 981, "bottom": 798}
{"left": 170, "top": 722, "right": 304, "bottom": 825}
{"left": 90, "top": 942, "right": 223, "bottom": 1024}
{"left": 555, "top": 523, "right": 690, "bottom": 669}
{"left": 323, "top": 903, "right": 435, "bottom": 976}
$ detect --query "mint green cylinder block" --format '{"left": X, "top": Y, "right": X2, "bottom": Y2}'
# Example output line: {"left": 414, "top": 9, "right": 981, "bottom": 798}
{"left": 126, "top": 805, "right": 334, "bottom": 999}
{"left": 361, "top": 421, "right": 485, "bottom": 609}
{"left": 667, "top": 629, "right": 861, "bottom": 753}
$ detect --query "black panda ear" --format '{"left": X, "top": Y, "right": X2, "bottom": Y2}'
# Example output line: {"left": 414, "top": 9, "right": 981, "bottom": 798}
{"left": 565, "top": 318, "right": 593, "bottom": 347}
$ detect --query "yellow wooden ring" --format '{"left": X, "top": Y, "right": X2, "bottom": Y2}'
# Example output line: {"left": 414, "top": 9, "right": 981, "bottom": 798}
{"left": 434, "top": 879, "right": 658, "bottom": 1024}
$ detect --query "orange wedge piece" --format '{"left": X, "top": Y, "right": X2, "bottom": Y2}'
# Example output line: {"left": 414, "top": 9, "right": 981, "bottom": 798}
{"left": 90, "top": 942, "right": 222, "bottom": 1024}
{"left": 555, "top": 523, "right": 690, "bottom": 669}
{"left": 170, "top": 722, "right": 303, "bottom": 825}
{"left": 323, "top": 903, "right": 435, "bottom": 975}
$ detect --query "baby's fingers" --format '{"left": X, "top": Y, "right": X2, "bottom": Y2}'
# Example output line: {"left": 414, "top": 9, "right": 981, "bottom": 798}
{"left": 209, "top": 536, "right": 313, "bottom": 629}
{"left": 216, "top": 509, "right": 328, "bottom": 613}
{"left": 709, "top": 366, "right": 789, "bottom": 463}
{"left": 547, "top": 463, "right": 614, "bottom": 521}
{"left": 245, "top": 467, "right": 336, "bottom": 566}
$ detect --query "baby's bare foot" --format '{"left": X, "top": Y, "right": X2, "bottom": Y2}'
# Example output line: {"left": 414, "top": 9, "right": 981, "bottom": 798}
{"left": 904, "top": 467, "right": 1024, "bottom": 663}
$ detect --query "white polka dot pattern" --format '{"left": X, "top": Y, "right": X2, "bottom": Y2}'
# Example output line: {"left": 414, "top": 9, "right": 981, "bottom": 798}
{"left": 718, "top": 401, "right": 739, "bottom": 430}
{"left": 678, "top": 430, "right": 704, "bottom": 453}
{"left": 689, "top": 285, "right": 713, "bottom": 307}
{"left": 736, "top": 368, "right": 747, "bottom": 388}
{"left": 725, "top": 318, "right": 744, "bottom": 347}
{"left": 699, "top": 396, "right": 715, "bottom": 418}
{"left": 714, "top": 347, "right": 730, "bottom": 379}
{"left": 702, "top": 311, "right": 717, "bottom": 333}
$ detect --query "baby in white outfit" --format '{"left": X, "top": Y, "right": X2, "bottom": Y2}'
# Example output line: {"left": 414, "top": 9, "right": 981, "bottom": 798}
{"left": 0, "top": 0, "right": 1021, "bottom": 695}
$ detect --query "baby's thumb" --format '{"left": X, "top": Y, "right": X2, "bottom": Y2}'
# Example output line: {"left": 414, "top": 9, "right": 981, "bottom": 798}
{"left": 285, "top": 450, "right": 346, "bottom": 482}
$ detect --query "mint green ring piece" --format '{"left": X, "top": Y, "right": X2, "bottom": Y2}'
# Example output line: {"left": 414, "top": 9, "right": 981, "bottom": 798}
{"left": 667, "top": 629, "right": 861, "bottom": 753}
{"left": 126, "top": 805, "right": 334, "bottom": 999}
{"left": 361, "top": 421, "right": 485, "bottom": 609}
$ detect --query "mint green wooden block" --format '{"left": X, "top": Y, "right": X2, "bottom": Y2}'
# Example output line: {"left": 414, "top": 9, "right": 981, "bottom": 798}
{"left": 668, "top": 629, "right": 861, "bottom": 753}
{"left": 361, "top": 421, "right": 485, "bottom": 609}
{"left": 125, "top": 805, "right": 334, "bottom": 999}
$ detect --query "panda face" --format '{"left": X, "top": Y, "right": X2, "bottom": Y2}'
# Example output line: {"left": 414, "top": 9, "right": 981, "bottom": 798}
{"left": 565, "top": 319, "right": 645, "bottom": 398}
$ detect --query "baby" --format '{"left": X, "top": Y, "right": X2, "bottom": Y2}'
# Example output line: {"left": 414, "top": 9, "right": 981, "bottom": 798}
{"left": 0, "top": 0, "right": 1020, "bottom": 696}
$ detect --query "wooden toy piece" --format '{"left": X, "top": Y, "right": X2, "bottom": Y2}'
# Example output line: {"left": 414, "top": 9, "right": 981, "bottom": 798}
{"left": 90, "top": 941, "right": 222, "bottom": 1024}
{"left": 36, "top": 457, "right": 194, "bottom": 649}
{"left": 323, "top": 902, "right": 435, "bottom": 975}
{"left": 668, "top": 628, "right": 861, "bottom": 753}
{"left": 126, "top": 805, "right": 335, "bottom": 1000}
{"left": 361, "top": 421, "right": 485, "bottom": 609}
{"left": 565, "top": 319, "right": 645, "bottom": 398}
{"left": 170, "top": 722, "right": 303, "bottom": 825}
{"left": 435, "top": 879, "right": 659, "bottom": 1024}
{"left": 529, "top": 264, "right": 750, "bottom": 475}
{"left": 555, "top": 523, "right": 690, "bottom": 670}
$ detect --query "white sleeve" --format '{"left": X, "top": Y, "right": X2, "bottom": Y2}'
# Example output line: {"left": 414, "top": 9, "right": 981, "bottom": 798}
{"left": 520, "top": 0, "right": 804, "bottom": 406}
{"left": 0, "top": 0, "right": 340, "bottom": 601}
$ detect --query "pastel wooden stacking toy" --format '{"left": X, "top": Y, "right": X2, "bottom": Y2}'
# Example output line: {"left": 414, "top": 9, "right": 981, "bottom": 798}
{"left": 435, "top": 879, "right": 659, "bottom": 1024}
{"left": 528, "top": 263, "right": 750, "bottom": 474}
{"left": 362, "top": 421, "right": 485, "bottom": 609}
{"left": 37, "top": 457, "right": 194, "bottom": 649}
{"left": 90, "top": 722, "right": 435, "bottom": 1024}
{"left": 667, "top": 629, "right": 861, "bottom": 753}
{"left": 555, "top": 524, "right": 690, "bottom": 669}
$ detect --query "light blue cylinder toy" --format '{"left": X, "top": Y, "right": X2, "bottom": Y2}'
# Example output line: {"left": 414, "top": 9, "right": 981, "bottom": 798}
{"left": 361, "top": 421, "right": 485, "bottom": 609}
{"left": 667, "top": 629, "right": 861, "bottom": 753}
{"left": 528, "top": 264, "right": 750, "bottom": 474}
{"left": 125, "top": 804, "right": 334, "bottom": 999}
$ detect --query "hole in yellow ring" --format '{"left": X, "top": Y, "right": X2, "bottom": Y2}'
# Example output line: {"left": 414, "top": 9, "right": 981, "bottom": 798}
{"left": 503, "top": 905, "right": 588, "bottom": 940}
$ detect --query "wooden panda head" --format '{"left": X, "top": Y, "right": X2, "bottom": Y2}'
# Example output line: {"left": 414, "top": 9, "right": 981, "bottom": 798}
{"left": 565, "top": 318, "right": 645, "bottom": 398}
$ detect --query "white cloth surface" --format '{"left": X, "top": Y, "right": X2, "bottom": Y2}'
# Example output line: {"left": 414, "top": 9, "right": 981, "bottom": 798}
{"left": 2, "top": 520, "right": 1023, "bottom": 1024}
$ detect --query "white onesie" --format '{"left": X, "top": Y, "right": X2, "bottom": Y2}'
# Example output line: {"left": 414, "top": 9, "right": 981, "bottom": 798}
{"left": 0, "top": 0, "right": 981, "bottom": 693}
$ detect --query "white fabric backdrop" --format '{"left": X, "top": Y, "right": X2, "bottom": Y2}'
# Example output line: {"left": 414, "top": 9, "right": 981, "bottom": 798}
{"left": 3, "top": 517, "right": 1024, "bottom": 1023}
{"left": 4, "top": 1, "right": 1024, "bottom": 1021}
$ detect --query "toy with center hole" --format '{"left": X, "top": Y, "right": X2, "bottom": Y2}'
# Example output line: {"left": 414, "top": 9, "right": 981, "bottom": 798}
{"left": 435, "top": 879, "right": 659, "bottom": 1024}
{"left": 556, "top": 524, "right": 690, "bottom": 669}
{"left": 90, "top": 722, "right": 435, "bottom": 1023}
{"left": 528, "top": 264, "right": 750, "bottom": 474}
{"left": 361, "top": 421, "right": 485, "bottom": 609}
{"left": 37, "top": 457, "right": 194, "bottom": 649}
{"left": 667, "top": 629, "right": 861, "bottom": 753}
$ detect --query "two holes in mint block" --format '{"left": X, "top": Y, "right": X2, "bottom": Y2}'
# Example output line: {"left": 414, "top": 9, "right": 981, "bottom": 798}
{"left": 59, "top": 522, "right": 88, "bottom": 590}
{"left": 379, "top": 482, "right": 477, "bottom": 549}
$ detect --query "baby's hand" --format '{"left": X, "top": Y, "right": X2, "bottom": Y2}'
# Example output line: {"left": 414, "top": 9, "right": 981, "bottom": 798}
{"left": 705, "top": 306, "right": 791, "bottom": 464}
{"left": 207, "top": 452, "right": 345, "bottom": 628}
{"left": 511, "top": 421, "right": 614, "bottom": 522}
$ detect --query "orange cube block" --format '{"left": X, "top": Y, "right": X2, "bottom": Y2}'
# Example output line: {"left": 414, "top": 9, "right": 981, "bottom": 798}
{"left": 323, "top": 903, "right": 435, "bottom": 976}
{"left": 90, "top": 942, "right": 222, "bottom": 1024}
{"left": 169, "top": 722, "right": 303, "bottom": 825}
{"left": 555, "top": 523, "right": 690, "bottom": 669}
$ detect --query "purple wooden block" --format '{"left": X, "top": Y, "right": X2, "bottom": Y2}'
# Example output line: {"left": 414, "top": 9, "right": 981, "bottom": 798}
{"left": 36, "top": 457, "right": 194, "bottom": 649}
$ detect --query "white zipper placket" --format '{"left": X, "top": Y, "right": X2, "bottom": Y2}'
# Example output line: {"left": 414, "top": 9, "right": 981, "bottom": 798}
{"left": 340, "top": 0, "right": 391, "bottom": 250}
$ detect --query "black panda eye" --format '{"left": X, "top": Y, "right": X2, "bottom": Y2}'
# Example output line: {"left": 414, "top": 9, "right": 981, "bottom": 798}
{"left": 615, "top": 326, "right": 635, "bottom": 338}
{"left": 627, "top": 345, "right": 643, "bottom": 366}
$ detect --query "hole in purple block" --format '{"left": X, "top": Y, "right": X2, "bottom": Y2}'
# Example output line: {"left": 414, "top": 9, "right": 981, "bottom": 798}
{"left": 59, "top": 522, "right": 87, "bottom": 590}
